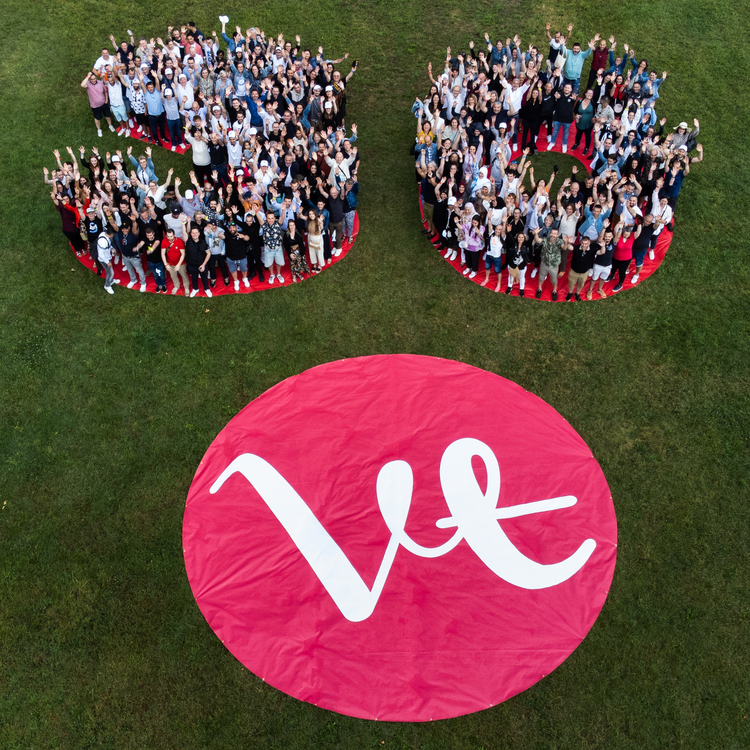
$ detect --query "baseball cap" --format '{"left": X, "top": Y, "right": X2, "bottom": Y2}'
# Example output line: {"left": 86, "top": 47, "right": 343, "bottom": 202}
{"left": 674, "top": 121, "right": 688, "bottom": 130}
{"left": 325, "top": 85, "right": 333, "bottom": 92}
{"left": 447, "top": 197, "right": 457, "bottom": 206}
{"left": 227, "top": 130, "right": 236, "bottom": 137}
{"left": 164, "top": 88, "right": 173, "bottom": 96}
{"left": 185, "top": 189, "right": 194, "bottom": 199}
{"left": 260, "top": 159, "right": 268, "bottom": 167}
{"left": 324, "top": 101, "right": 332, "bottom": 109}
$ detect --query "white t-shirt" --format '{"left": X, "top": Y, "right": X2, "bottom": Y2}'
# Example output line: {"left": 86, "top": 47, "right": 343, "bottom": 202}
{"left": 97, "top": 234, "right": 113, "bottom": 263}
{"left": 487, "top": 234, "right": 504, "bottom": 258}
{"left": 94, "top": 54, "right": 115, "bottom": 71}
{"left": 107, "top": 80, "right": 124, "bottom": 107}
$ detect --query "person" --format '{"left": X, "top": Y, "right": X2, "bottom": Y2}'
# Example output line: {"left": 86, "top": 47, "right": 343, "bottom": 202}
{"left": 566, "top": 235, "right": 596, "bottom": 300}
{"left": 284, "top": 219, "right": 311, "bottom": 282}
{"left": 306, "top": 209, "right": 325, "bottom": 273}
{"left": 548, "top": 83, "right": 576, "bottom": 153}
{"left": 586, "top": 221, "right": 614, "bottom": 299}
{"left": 138, "top": 227, "right": 167, "bottom": 292}
{"left": 161, "top": 226, "right": 190, "bottom": 295}
{"left": 481, "top": 223, "right": 505, "bottom": 291}
{"left": 259, "top": 210, "right": 285, "bottom": 284}
{"left": 608, "top": 224, "right": 637, "bottom": 292}
{"left": 81, "top": 71, "right": 116, "bottom": 137}
{"left": 205, "top": 220, "right": 231, "bottom": 288}
{"left": 505, "top": 231, "right": 530, "bottom": 296}
{"left": 224, "top": 221, "right": 251, "bottom": 291}
{"left": 182, "top": 223, "right": 212, "bottom": 297}
{"left": 534, "top": 227, "right": 564, "bottom": 300}
{"left": 97, "top": 224, "right": 120, "bottom": 294}
{"left": 114, "top": 212, "right": 147, "bottom": 291}
{"left": 630, "top": 213, "right": 655, "bottom": 285}
{"left": 461, "top": 216, "right": 485, "bottom": 279}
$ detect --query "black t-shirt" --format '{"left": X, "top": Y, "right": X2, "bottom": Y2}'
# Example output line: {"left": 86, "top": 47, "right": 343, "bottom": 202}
{"left": 421, "top": 177, "right": 437, "bottom": 205}
{"left": 185, "top": 237, "right": 209, "bottom": 266}
{"left": 208, "top": 141, "right": 228, "bottom": 167}
{"left": 144, "top": 238, "right": 162, "bottom": 264}
{"left": 594, "top": 240, "right": 614, "bottom": 266}
{"left": 327, "top": 195, "right": 345, "bottom": 223}
{"left": 224, "top": 231, "right": 248, "bottom": 260}
{"left": 553, "top": 94, "right": 576, "bottom": 123}
{"left": 84, "top": 216, "right": 103, "bottom": 241}
{"left": 571, "top": 244, "right": 596, "bottom": 273}
{"left": 633, "top": 223, "right": 656, "bottom": 252}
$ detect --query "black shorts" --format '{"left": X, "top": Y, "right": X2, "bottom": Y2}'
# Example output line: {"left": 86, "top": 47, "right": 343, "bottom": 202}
{"left": 134, "top": 112, "right": 148, "bottom": 126}
{"left": 91, "top": 103, "right": 111, "bottom": 120}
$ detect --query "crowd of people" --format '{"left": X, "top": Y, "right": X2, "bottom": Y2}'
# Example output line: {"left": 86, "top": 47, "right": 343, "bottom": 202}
{"left": 414, "top": 23, "right": 703, "bottom": 299}
{"left": 48, "top": 20, "right": 360, "bottom": 295}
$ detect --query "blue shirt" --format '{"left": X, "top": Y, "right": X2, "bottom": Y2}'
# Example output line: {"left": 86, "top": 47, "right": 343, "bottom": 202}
{"left": 144, "top": 88, "right": 164, "bottom": 116}
{"left": 562, "top": 46, "right": 592, "bottom": 80}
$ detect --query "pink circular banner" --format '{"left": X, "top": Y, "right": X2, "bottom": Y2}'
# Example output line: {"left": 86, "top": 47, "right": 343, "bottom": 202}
{"left": 183, "top": 355, "right": 617, "bottom": 721}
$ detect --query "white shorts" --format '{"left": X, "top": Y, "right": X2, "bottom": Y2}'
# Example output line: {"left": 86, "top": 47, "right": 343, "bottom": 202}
{"left": 263, "top": 246, "right": 285, "bottom": 268}
{"left": 591, "top": 263, "right": 611, "bottom": 281}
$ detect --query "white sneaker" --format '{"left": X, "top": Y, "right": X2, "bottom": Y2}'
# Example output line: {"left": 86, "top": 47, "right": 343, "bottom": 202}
{"left": 469, "top": 271, "right": 477, "bottom": 279}
{"left": 649, "top": 250, "right": 655, "bottom": 261}
{"left": 547, "top": 141, "right": 553, "bottom": 150}
{"left": 631, "top": 274, "right": 640, "bottom": 284}
{"left": 128, "top": 120, "right": 134, "bottom": 128}
{"left": 137, "top": 125, "right": 143, "bottom": 133}
{"left": 462, "top": 267, "right": 470, "bottom": 275}
{"left": 104, "top": 285, "right": 114, "bottom": 294}
{"left": 234, "top": 279, "right": 240, "bottom": 291}
{"left": 269, "top": 274, "right": 276, "bottom": 284}
{"left": 547, "top": 136, "right": 552, "bottom": 143}
{"left": 97, "top": 129, "right": 103, "bottom": 137}
{"left": 277, "top": 275, "right": 285, "bottom": 284}
{"left": 140, "top": 283, "right": 147, "bottom": 292}
{"left": 127, "top": 280, "right": 136, "bottom": 289}
{"left": 531, "top": 268, "right": 538, "bottom": 279}
{"left": 109, "top": 124, "right": 116, "bottom": 132}
{"left": 242, "top": 277, "right": 250, "bottom": 288}
{"left": 112, "top": 278, "right": 120, "bottom": 284}
{"left": 450, "top": 250, "right": 457, "bottom": 261}
{"left": 190, "top": 289, "right": 198, "bottom": 298}
{"left": 205, "top": 288, "right": 213, "bottom": 298}
{"left": 443, "top": 249, "right": 451, "bottom": 258}
{"left": 171, "top": 146, "right": 176, "bottom": 152}
{"left": 562, "top": 145, "right": 567, "bottom": 153}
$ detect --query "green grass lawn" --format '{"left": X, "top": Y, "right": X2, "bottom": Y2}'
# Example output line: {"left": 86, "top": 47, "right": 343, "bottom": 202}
{"left": 1, "top": 0, "right": 749, "bottom": 747}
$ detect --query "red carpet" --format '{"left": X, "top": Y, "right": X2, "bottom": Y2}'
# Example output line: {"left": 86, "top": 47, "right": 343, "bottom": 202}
{"left": 68, "top": 213, "right": 359, "bottom": 297}
{"left": 120, "top": 123, "right": 191, "bottom": 155}
{"left": 420, "top": 122, "right": 673, "bottom": 301}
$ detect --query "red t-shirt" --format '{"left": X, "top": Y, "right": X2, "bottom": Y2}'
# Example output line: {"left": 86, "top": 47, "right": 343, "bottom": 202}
{"left": 613, "top": 234, "right": 635, "bottom": 261}
{"left": 162, "top": 237, "right": 185, "bottom": 266}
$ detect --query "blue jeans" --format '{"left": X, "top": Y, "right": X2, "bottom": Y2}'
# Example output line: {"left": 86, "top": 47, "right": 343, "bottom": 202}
{"left": 148, "top": 261, "right": 166, "bottom": 289}
{"left": 563, "top": 77, "right": 581, "bottom": 94}
{"left": 167, "top": 118, "right": 183, "bottom": 146}
{"left": 550, "top": 121, "right": 572, "bottom": 148}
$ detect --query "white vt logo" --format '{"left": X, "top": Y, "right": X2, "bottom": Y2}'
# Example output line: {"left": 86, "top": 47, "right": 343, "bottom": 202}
{"left": 210, "top": 437, "right": 596, "bottom": 622}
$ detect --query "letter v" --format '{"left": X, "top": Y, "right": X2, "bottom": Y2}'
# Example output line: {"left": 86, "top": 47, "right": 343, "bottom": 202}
{"left": 210, "top": 453, "right": 403, "bottom": 622}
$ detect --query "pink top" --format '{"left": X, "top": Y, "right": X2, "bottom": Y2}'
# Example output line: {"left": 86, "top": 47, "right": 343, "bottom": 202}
{"left": 86, "top": 79, "right": 106, "bottom": 108}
